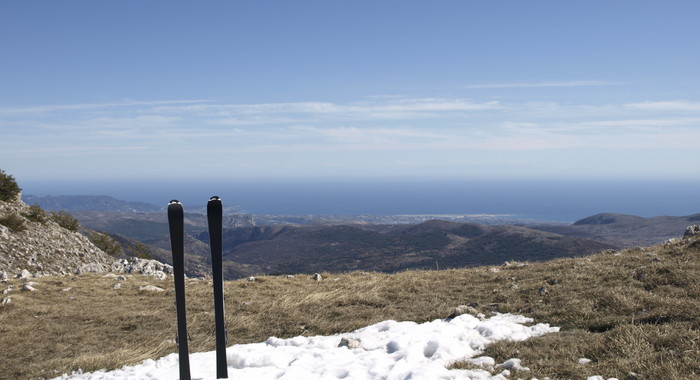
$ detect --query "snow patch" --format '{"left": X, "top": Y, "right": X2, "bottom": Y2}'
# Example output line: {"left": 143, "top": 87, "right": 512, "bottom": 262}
{"left": 52, "top": 313, "right": 559, "bottom": 380}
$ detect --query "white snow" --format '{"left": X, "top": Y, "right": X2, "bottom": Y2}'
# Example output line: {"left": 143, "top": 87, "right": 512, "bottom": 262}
{"left": 53, "top": 313, "right": 561, "bottom": 380}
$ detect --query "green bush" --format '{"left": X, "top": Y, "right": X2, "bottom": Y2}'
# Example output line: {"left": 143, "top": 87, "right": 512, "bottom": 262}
{"left": 0, "top": 169, "right": 21, "bottom": 202}
{"left": 0, "top": 213, "right": 27, "bottom": 232}
{"left": 91, "top": 232, "right": 122, "bottom": 256}
{"left": 22, "top": 204, "right": 48, "bottom": 224}
{"left": 51, "top": 210, "right": 79, "bottom": 231}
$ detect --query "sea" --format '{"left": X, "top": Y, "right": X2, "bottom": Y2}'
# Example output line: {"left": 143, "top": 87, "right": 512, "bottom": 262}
{"left": 20, "top": 179, "right": 700, "bottom": 223}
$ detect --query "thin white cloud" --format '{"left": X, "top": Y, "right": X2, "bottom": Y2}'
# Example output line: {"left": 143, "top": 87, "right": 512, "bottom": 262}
{"left": 0, "top": 100, "right": 208, "bottom": 116}
{"left": 575, "top": 118, "right": 700, "bottom": 128}
{"left": 625, "top": 101, "right": 700, "bottom": 111}
{"left": 3, "top": 97, "right": 700, "bottom": 168}
{"left": 465, "top": 81, "right": 621, "bottom": 89}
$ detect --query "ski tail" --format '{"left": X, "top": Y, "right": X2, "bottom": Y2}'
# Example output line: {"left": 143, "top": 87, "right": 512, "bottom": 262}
{"left": 168, "top": 200, "right": 191, "bottom": 380}
{"left": 207, "top": 196, "right": 228, "bottom": 378}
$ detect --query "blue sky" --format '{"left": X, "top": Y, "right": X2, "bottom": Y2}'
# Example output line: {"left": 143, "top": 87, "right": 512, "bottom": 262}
{"left": 2, "top": 1, "right": 699, "bottom": 185}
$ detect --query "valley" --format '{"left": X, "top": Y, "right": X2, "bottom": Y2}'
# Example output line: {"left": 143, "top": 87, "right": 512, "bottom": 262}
{"left": 24, "top": 195, "right": 697, "bottom": 280}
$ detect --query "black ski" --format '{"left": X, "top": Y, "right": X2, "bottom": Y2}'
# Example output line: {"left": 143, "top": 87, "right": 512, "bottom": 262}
{"left": 207, "top": 196, "right": 228, "bottom": 378}
{"left": 168, "top": 200, "right": 191, "bottom": 380}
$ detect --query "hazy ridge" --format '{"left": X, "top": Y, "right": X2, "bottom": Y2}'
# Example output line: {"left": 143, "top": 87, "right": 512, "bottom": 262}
{"left": 22, "top": 194, "right": 698, "bottom": 281}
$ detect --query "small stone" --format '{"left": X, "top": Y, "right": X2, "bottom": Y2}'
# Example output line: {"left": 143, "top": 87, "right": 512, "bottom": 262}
{"left": 538, "top": 286, "right": 548, "bottom": 296}
{"left": 22, "top": 284, "right": 37, "bottom": 292}
{"left": 448, "top": 305, "right": 479, "bottom": 319}
{"left": 0, "top": 271, "right": 7, "bottom": 281}
{"left": 578, "top": 358, "right": 592, "bottom": 365}
{"left": 247, "top": 276, "right": 256, "bottom": 282}
{"left": 113, "top": 283, "right": 122, "bottom": 290}
{"left": 1, "top": 296, "right": 10, "bottom": 306}
{"left": 138, "top": 285, "right": 164, "bottom": 292}
{"left": 61, "top": 287, "right": 72, "bottom": 292}
{"left": 313, "top": 273, "right": 323, "bottom": 281}
{"left": 285, "top": 275, "right": 295, "bottom": 279}
{"left": 338, "top": 337, "right": 362, "bottom": 349}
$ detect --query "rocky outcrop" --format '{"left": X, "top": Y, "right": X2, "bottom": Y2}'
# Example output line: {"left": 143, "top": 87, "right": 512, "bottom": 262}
{"left": 111, "top": 257, "right": 173, "bottom": 279}
{"left": 0, "top": 195, "right": 172, "bottom": 279}
{"left": 1, "top": 194, "right": 113, "bottom": 277}
{"left": 683, "top": 225, "right": 700, "bottom": 239}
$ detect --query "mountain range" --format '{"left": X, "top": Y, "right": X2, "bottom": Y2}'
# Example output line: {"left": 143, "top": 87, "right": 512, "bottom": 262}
{"left": 22, "top": 194, "right": 698, "bottom": 280}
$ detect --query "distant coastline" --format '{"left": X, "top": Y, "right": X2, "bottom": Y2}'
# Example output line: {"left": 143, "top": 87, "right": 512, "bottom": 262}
{"left": 19, "top": 179, "right": 700, "bottom": 223}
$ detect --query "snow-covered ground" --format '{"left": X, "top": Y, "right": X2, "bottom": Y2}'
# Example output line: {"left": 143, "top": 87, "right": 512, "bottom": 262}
{"left": 53, "top": 313, "right": 575, "bottom": 380}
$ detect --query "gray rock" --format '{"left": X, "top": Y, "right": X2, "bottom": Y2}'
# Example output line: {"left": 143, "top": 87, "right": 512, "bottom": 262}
{"left": 313, "top": 273, "right": 323, "bottom": 281}
{"left": 76, "top": 263, "right": 106, "bottom": 274}
{"left": 22, "top": 284, "right": 37, "bottom": 292}
{"left": 538, "top": 286, "right": 548, "bottom": 296}
{"left": 1, "top": 296, "right": 10, "bottom": 306}
{"left": 16, "top": 269, "right": 32, "bottom": 280}
{"left": 150, "top": 271, "right": 167, "bottom": 280}
{"left": 0, "top": 271, "right": 7, "bottom": 281}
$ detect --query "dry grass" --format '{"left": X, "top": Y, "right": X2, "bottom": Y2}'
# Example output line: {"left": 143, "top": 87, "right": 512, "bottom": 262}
{"left": 1, "top": 237, "right": 699, "bottom": 379}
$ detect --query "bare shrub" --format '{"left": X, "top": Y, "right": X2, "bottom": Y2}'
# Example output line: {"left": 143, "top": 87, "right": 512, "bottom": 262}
{"left": 0, "top": 212, "right": 26, "bottom": 232}
{"left": 51, "top": 210, "right": 79, "bottom": 231}
{"left": 22, "top": 204, "right": 48, "bottom": 224}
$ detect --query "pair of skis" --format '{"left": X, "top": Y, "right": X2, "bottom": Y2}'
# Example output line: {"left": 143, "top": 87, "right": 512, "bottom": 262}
{"left": 168, "top": 197, "right": 228, "bottom": 380}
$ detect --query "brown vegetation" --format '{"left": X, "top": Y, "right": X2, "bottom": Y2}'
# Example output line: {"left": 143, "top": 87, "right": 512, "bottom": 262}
{"left": 1, "top": 236, "right": 699, "bottom": 379}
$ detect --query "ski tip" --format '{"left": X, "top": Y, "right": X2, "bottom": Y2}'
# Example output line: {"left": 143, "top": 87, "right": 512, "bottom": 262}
{"left": 209, "top": 196, "right": 221, "bottom": 202}
{"left": 168, "top": 199, "right": 181, "bottom": 205}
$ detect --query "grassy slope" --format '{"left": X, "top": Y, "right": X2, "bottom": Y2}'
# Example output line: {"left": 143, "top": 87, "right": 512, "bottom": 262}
{"left": 1, "top": 236, "right": 699, "bottom": 379}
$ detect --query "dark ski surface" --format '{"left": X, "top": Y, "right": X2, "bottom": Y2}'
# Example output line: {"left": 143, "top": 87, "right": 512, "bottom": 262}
{"left": 208, "top": 196, "right": 228, "bottom": 378}
{"left": 168, "top": 200, "right": 191, "bottom": 380}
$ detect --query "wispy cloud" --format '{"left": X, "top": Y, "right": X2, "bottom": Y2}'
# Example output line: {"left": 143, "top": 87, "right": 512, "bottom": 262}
{"left": 157, "top": 98, "right": 502, "bottom": 119}
{"left": 0, "top": 100, "right": 208, "bottom": 116}
{"left": 625, "top": 101, "right": 700, "bottom": 111}
{"left": 3, "top": 97, "right": 700, "bottom": 169}
{"left": 465, "top": 80, "right": 621, "bottom": 89}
